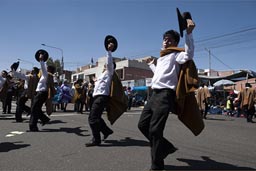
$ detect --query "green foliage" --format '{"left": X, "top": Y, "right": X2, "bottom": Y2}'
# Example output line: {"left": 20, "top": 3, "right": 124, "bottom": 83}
{"left": 46, "top": 57, "right": 62, "bottom": 74}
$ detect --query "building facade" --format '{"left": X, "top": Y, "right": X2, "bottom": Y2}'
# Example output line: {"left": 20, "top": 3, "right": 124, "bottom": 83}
{"left": 71, "top": 56, "right": 154, "bottom": 86}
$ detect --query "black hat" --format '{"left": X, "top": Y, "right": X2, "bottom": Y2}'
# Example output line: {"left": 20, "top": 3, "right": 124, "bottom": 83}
{"left": 35, "top": 49, "right": 49, "bottom": 62}
{"left": 32, "top": 67, "right": 40, "bottom": 74}
{"left": 104, "top": 35, "right": 118, "bottom": 52}
{"left": 11, "top": 61, "right": 20, "bottom": 71}
{"left": 176, "top": 8, "right": 192, "bottom": 37}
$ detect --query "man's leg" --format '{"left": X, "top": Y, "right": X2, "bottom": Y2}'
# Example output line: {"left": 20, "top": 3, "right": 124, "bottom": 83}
{"left": 100, "top": 118, "right": 113, "bottom": 141}
{"left": 149, "top": 90, "right": 176, "bottom": 170}
{"left": 138, "top": 100, "right": 152, "bottom": 140}
{"left": 86, "top": 96, "right": 106, "bottom": 146}
{"left": 29, "top": 92, "right": 48, "bottom": 131}
{"left": 15, "top": 96, "right": 26, "bottom": 122}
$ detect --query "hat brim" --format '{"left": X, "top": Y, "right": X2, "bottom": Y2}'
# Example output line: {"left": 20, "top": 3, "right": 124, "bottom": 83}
{"left": 35, "top": 49, "right": 49, "bottom": 62}
{"left": 104, "top": 35, "right": 118, "bottom": 52}
{"left": 11, "top": 61, "right": 19, "bottom": 71}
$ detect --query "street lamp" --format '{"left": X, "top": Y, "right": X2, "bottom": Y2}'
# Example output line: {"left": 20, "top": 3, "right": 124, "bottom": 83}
{"left": 17, "top": 58, "right": 34, "bottom": 68}
{"left": 41, "top": 43, "right": 64, "bottom": 78}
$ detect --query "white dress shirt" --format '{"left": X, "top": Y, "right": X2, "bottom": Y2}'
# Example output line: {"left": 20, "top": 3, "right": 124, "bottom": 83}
{"left": 36, "top": 61, "right": 48, "bottom": 92}
{"left": 149, "top": 33, "right": 194, "bottom": 90}
{"left": 12, "top": 70, "right": 30, "bottom": 89}
{"left": 93, "top": 51, "right": 114, "bottom": 97}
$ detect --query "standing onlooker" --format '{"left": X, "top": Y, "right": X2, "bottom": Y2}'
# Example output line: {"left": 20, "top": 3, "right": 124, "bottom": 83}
{"left": 226, "top": 96, "right": 234, "bottom": 116}
{"left": 138, "top": 18, "right": 195, "bottom": 170}
{"left": 233, "top": 97, "right": 241, "bottom": 117}
{"left": 238, "top": 83, "right": 256, "bottom": 123}
{"left": 196, "top": 83, "right": 211, "bottom": 119}
{"left": 73, "top": 79, "right": 85, "bottom": 114}
{"left": 82, "top": 81, "right": 89, "bottom": 112}
{"left": 86, "top": 82, "right": 94, "bottom": 111}
{"left": 52, "top": 81, "right": 61, "bottom": 112}
{"left": 0, "top": 70, "right": 8, "bottom": 114}
{"left": 127, "top": 87, "right": 133, "bottom": 110}
{"left": 203, "top": 83, "right": 211, "bottom": 118}
{"left": 60, "top": 80, "right": 72, "bottom": 112}
{"left": 3, "top": 74, "right": 15, "bottom": 114}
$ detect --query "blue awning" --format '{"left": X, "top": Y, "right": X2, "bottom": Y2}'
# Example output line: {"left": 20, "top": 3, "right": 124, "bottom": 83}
{"left": 132, "top": 86, "right": 148, "bottom": 91}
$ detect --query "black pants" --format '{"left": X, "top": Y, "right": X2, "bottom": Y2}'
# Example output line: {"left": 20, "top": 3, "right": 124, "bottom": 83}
{"left": 243, "top": 106, "right": 255, "bottom": 122}
{"left": 75, "top": 98, "right": 84, "bottom": 113}
{"left": 16, "top": 92, "right": 30, "bottom": 121}
{"left": 204, "top": 102, "right": 209, "bottom": 118}
{"left": 29, "top": 91, "right": 49, "bottom": 128}
{"left": 127, "top": 96, "right": 133, "bottom": 110}
{"left": 88, "top": 95, "right": 112, "bottom": 143}
{"left": 138, "top": 89, "right": 176, "bottom": 170}
{"left": 3, "top": 91, "right": 13, "bottom": 113}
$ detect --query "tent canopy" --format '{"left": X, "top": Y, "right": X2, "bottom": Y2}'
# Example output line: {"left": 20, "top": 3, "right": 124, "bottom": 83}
{"left": 213, "top": 79, "right": 235, "bottom": 87}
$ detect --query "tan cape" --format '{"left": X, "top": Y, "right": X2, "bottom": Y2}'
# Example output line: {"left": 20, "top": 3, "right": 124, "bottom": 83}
{"left": 45, "top": 72, "right": 56, "bottom": 115}
{"left": 238, "top": 87, "right": 256, "bottom": 110}
{"left": 175, "top": 60, "right": 204, "bottom": 136}
{"left": 161, "top": 47, "right": 204, "bottom": 136}
{"left": 106, "top": 72, "right": 128, "bottom": 125}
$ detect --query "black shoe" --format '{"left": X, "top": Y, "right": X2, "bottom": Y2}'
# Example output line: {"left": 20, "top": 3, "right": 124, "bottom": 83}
{"left": 16, "top": 119, "right": 23, "bottom": 122}
{"left": 2, "top": 111, "right": 6, "bottom": 114}
{"left": 248, "top": 119, "right": 255, "bottom": 123}
{"left": 29, "top": 126, "right": 39, "bottom": 132}
{"left": 103, "top": 130, "right": 114, "bottom": 141}
{"left": 41, "top": 117, "right": 50, "bottom": 126}
{"left": 162, "top": 146, "right": 178, "bottom": 159}
{"left": 85, "top": 141, "right": 101, "bottom": 147}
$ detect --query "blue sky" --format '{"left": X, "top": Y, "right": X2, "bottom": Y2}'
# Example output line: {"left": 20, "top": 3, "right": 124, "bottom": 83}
{"left": 0, "top": 0, "right": 256, "bottom": 72}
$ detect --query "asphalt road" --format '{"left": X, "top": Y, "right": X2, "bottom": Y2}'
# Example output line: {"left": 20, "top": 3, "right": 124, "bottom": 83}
{"left": 0, "top": 102, "right": 256, "bottom": 171}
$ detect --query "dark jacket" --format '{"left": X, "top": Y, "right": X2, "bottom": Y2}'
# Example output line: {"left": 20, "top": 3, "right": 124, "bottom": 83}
{"left": 107, "top": 72, "right": 128, "bottom": 125}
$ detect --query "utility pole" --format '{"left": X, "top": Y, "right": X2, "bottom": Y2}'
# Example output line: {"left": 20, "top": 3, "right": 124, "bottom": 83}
{"left": 205, "top": 48, "right": 211, "bottom": 76}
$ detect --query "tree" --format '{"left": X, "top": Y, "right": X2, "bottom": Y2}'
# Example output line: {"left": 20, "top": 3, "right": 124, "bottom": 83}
{"left": 46, "top": 57, "right": 62, "bottom": 74}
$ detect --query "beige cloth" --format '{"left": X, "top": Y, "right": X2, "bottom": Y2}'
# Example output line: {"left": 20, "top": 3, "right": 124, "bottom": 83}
{"left": 238, "top": 87, "right": 256, "bottom": 110}
{"left": 45, "top": 72, "right": 56, "bottom": 115}
{"left": 196, "top": 87, "right": 211, "bottom": 111}
{"left": 175, "top": 60, "right": 205, "bottom": 136}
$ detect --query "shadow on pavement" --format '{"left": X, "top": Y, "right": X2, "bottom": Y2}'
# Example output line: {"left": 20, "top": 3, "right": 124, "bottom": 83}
{"left": 103, "top": 137, "right": 149, "bottom": 147}
{"left": 0, "top": 114, "right": 15, "bottom": 120}
{"left": 47, "top": 120, "right": 67, "bottom": 124}
{"left": 205, "top": 117, "right": 230, "bottom": 121}
{"left": 165, "top": 156, "right": 255, "bottom": 170}
{"left": 0, "top": 141, "right": 30, "bottom": 152}
{"left": 41, "top": 127, "right": 90, "bottom": 137}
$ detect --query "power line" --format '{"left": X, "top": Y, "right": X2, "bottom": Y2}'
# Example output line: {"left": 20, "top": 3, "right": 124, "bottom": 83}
{"left": 195, "top": 27, "right": 256, "bottom": 43}
{"left": 125, "top": 27, "right": 256, "bottom": 60}
{"left": 210, "top": 52, "right": 233, "bottom": 70}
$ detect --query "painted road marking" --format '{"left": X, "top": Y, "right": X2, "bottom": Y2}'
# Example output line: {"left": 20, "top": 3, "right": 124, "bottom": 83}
{"left": 5, "top": 131, "right": 25, "bottom": 137}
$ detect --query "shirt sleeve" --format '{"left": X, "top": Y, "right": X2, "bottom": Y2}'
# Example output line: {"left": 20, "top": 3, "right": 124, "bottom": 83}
{"left": 40, "top": 61, "right": 48, "bottom": 77}
{"left": 176, "top": 33, "right": 194, "bottom": 64}
{"left": 149, "top": 63, "right": 156, "bottom": 73}
{"left": 12, "top": 70, "right": 29, "bottom": 81}
{"left": 106, "top": 51, "right": 114, "bottom": 75}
